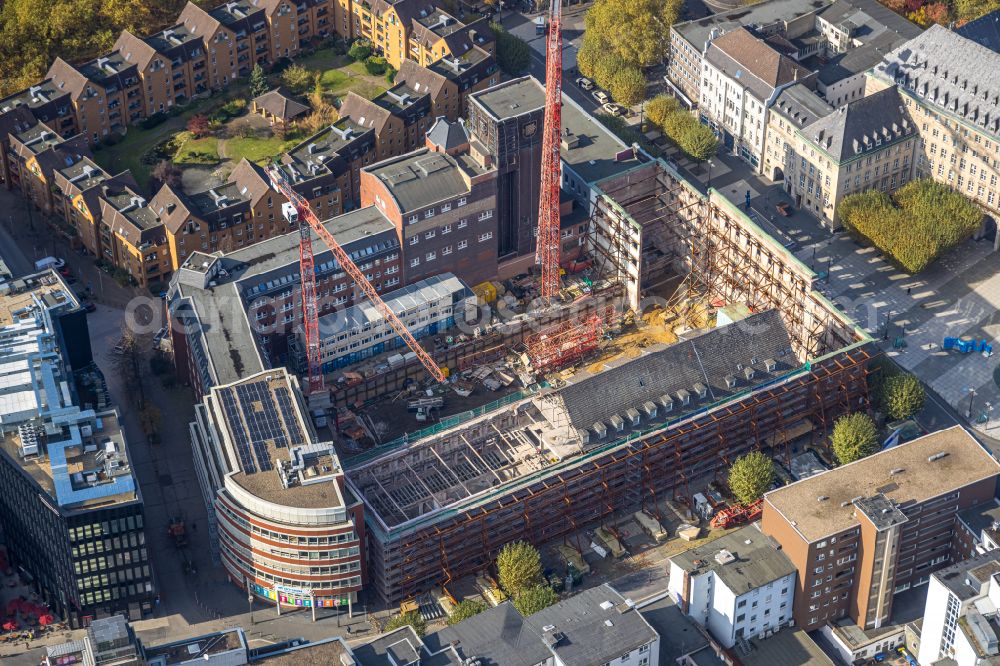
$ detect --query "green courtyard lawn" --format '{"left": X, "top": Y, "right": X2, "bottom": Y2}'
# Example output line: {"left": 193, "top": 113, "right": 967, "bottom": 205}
{"left": 92, "top": 89, "right": 244, "bottom": 190}
{"left": 91, "top": 52, "right": 386, "bottom": 192}
{"left": 295, "top": 49, "right": 389, "bottom": 99}
{"left": 222, "top": 133, "right": 304, "bottom": 164}
{"left": 173, "top": 134, "right": 220, "bottom": 165}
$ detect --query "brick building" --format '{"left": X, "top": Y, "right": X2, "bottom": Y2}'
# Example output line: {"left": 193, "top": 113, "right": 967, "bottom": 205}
{"left": 761, "top": 426, "right": 1000, "bottom": 632}
{"left": 360, "top": 120, "right": 498, "bottom": 286}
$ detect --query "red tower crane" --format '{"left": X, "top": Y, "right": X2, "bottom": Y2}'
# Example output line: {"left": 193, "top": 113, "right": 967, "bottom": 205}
{"left": 536, "top": 0, "right": 563, "bottom": 300}
{"left": 266, "top": 165, "right": 447, "bottom": 392}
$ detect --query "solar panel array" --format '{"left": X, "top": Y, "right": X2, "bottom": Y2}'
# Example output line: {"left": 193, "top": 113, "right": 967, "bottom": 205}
{"left": 274, "top": 386, "right": 306, "bottom": 446}
{"left": 219, "top": 378, "right": 309, "bottom": 475}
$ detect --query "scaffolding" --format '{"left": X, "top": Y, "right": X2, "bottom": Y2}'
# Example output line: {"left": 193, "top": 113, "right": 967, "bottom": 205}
{"left": 523, "top": 314, "right": 605, "bottom": 374}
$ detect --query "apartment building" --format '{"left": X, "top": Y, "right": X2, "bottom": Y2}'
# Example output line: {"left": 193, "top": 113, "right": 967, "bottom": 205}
{"left": 776, "top": 85, "right": 917, "bottom": 226}
{"left": 917, "top": 552, "right": 1000, "bottom": 666}
{"left": 8, "top": 123, "right": 89, "bottom": 216}
{"left": 340, "top": 84, "right": 434, "bottom": 158}
{"left": 700, "top": 27, "right": 812, "bottom": 169}
{"left": 667, "top": 0, "right": 827, "bottom": 108}
{"left": 870, "top": 24, "right": 1000, "bottom": 224}
{"left": 349, "top": 0, "right": 429, "bottom": 69}
{"left": 0, "top": 81, "right": 77, "bottom": 142}
{"left": 360, "top": 123, "right": 498, "bottom": 285}
{"left": 668, "top": 524, "right": 797, "bottom": 647}
{"left": 281, "top": 115, "right": 378, "bottom": 217}
{"left": 0, "top": 272, "right": 154, "bottom": 627}
{"left": 0, "top": 106, "right": 39, "bottom": 190}
{"left": 395, "top": 48, "right": 500, "bottom": 122}
{"left": 47, "top": 54, "right": 141, "bottom": 144}
{"left": 52, "top": 158, "right": 138, "bottom": 258}
{"left": 761, "top": 426, "right": 1000, "bottom": 632}
{"left": 151, "top": 159, "right": 295, "bottom": 269}
{"left": 98, "top": 187, "right": 173, "bottom": 287}
{"left": 113, "top": 31, "right": 184, "bottom": 117}
{"left": 408, "top": 10, "right": 493, "bottom": 67}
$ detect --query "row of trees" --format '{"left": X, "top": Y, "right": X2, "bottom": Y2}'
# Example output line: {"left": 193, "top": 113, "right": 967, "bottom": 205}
{"left": 577, "top": 0, "right": 680, "bottom": 107}
{"left": 644, "top": 95, "right": 718, "bottom": 161}
{"left": 489, "top": 22, "right": 531, "bottom": 77}
{"left": 839, "top": 179, "right": 982, "bottom": 274}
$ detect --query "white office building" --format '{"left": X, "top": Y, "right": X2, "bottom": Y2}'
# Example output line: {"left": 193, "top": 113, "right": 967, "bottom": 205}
{"left": 918, "top": 552, "right": 1000, "bottom": 666}
{"left": 668, "top": 524, "right": 796, "bottom": 648}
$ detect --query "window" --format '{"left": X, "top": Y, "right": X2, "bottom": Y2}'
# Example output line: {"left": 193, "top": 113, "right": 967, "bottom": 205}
{"left": 426, "top": 251, "right": 436, "bottom": 261}
{"left": 424, "top": 208, "right": 435, "bottom": 219}
{"left": 410, "top": 258, "right": 420, "bottom": 267}
{"left": 441, "top": 224, "right": 451, "bottom": 234}
{"left": 458, "top": 239, "right": 468, "bottom": 249}
{"left": 409, "top": 235, "right": 419, "bottom": 245}
{"left": 442, "top": 245, "right": 452, "bottom": 255}
{"left": 424, "top": 229, "right": 436, "bottom": 239}
{"left": 407, "top": 214, "right": 418, "bottom": 224}
{"left": 457, "top": 196, "right": 467, "bottom": 207}
{"left": 478, "top": 232, "right": 493, "bottom": 242}
{"left": 458, "top": 219, "right": 468, "bottom": 228}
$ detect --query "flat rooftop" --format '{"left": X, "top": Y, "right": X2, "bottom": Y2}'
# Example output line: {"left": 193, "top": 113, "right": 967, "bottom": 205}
{"left": 252, "top": 637, "right": 352, "bottom": 664}
{"left": 471, "top": 77, "right": 642, "bottom": 184}
{"left": 78, "top": 52, "right": 137, "bottom": 81}
{"left": 764, "top": 425, "right": 999, "bottom": 542}
{"left": 57, "top": 157, "right": 112, "bottom": 192}
{"left": 0, "top": 410, "right": 137, "bottom": 510}
{"left": 212, "top": 370, "right": 346, "bottom": 509}
{"left": 12, "top": 123, "right": 65, "bottom": 154}
{"left": 958, "top": 499, "right": 1000, "bottom": 543}
{"left": 0, "top": 270, "right": 78, "bottom": 326}
{"left": 0, "top": 79, "right": 67, "bottom": 113}
{"left": 742, "top": 628, "right": 834, "bottom": 666}
{"left": 674, "top": 0, "right": 832, "bottom": 49}
{"left": 284, "top": 117, "right": 372, "bottom": 178}
{"left": 142, "top": 629, "right": 245, "bottom": 664}
{"left": 365, "top": 148, "right": 489, "bottom": 213}
{"left": 670, "top": 524, "right": 796, "bottom": 593}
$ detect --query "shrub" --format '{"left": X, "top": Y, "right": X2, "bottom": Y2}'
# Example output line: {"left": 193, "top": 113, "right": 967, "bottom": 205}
{"left": 831, "top": 412, "right": 879, "bottom": 465}
{"left": 490, "top": 22, "right": 531, "bottom": 76}
{"left": 364, "top": 55, "right": 388, "bottom": 75}
{"left": 513, "top": 585, "right": 559, "bottom": 616}
{"left": 447, "top": 599, "right": 488, "bottom": 625}
{"left": 348, "top": 39, "right": 373, "bottom": 61}
{"left": 839, "top": 179, "right": 983, "bottom": 273}
{"left": 384, "top": 610, "right": 426, "bottom": 636}
{"left": 186, "top": 114, "right": 211, "bottom": 138}
{"left": 140, "top": 113, "right": 168, "bottom": 130}
{"left": 281, "top": 63, "right": 315, "bottom": 94}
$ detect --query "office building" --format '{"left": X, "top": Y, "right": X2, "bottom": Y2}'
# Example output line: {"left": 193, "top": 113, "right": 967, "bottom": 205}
{"left": 360, "top": 128, "right": 499, "bottom": 286}
{"left": 0, "top": 271, "right": 153, "bottom": 626}
{"left": 869, "top": 24, "right": 1000, "bottom": 227}
{"left": 189, "top": 368, "right": 366, "bottom": 609}
{"left": 761, "top": 425, "right": 1000, "bottom": 632}
{"left": 668, "top": 524, "right": 797, "bottom": 647}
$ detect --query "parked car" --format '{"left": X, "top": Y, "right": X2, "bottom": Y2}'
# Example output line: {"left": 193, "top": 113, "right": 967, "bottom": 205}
{"left": 576, "top": 77, "right": 594, "bottom": 91}
{"left": 775, "top": 201, "right": 792, "bottom": 216}
{"left": 592, "top": 90, "right": 610, "bottom": 104}
{"left": 601, "top": 102, "right": 625, "bottom": 117}
{"left": 82, "top": 302, "right": 96, "bottom": 314}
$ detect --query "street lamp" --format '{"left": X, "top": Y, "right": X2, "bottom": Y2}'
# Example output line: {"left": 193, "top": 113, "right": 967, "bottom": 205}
{"left": 882, "top": 310, "right": 893, "bottom": 341}
{"left": 246, "top": 578, "right": 254, "bottom": 625}
{"left": 707, "top": 160, "right": 715, "bottom": 189}
{"left": 986, "top": 402, "right": 994, "bottom": 429}
{"left": 968, "top": 387, "right": 977, "bottom": 420}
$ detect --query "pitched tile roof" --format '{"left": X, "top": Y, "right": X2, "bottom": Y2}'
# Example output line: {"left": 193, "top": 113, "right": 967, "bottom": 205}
{"left": 798, "top": 85, "right": 915, "bottom": 162}
{"left": 253, "top": 87, "right": 309, "bottom": 122}
{"left": 708, "top": 28, "right": 811, "bottom": 90}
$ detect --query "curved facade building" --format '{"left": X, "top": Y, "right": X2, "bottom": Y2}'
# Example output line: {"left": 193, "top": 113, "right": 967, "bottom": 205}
{"left": 190, "top": 368, "right": 366, "bottom": 609}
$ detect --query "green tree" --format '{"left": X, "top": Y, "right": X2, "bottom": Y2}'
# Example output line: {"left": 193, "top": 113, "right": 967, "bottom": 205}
{"left": 840, "top": 179, "right": 982, "bottom": 274}
{"left": 348, "top": 39, "right": 373, "bottom": 61}
{"left": 281, "top": 63, "right": 314, "bottom": 94}
{"left": 679, "top": 122, "right": 719, "bottom": 161}
{"left": 728, "top": 451, "right": 775, "bottom": 506}
{"left": 249, "top": 63, "right": 269, "bottom": 98}
{"left": 831, "top": 413, "right": 879, "bottom": 465}
{"left": 645, "top": 94, "right": 680, "bottom": 130}
{"left": 384, "top": 610, "right": 427, "bottom": 636}
{"left": 608, "top": 65, "right": 647, "bottom": 106}
{"left": 496, "top": 541, "right": 543, "bottom": 597}
{"left": 513, "top": 585, "right": 559, "bottom": 616}
{"left": 364, "top": 55, "right": 388, "bottom": 75}
{"left": 447, "top": 598, "right": 488, "bottom": 625}
{"left": 880, "top": 373, "right": 926, "bottom": 421}
{"left": 490, "top": 23, "right": 531, "bottom": 76}
{"left": 579, "top": 0, "right": 680, "bottom": 71}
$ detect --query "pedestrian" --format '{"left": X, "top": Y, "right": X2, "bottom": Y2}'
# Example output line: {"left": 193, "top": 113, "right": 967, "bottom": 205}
{"left": 907, "top": 287, "right": 912, "bottom": 295}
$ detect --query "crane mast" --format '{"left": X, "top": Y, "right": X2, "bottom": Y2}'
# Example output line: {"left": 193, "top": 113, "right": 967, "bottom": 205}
{"left": 267, "top": 165, "right": 447, "bottom": 388}
{"left": 536, "top": 0, "right": 564, "bottom": 300}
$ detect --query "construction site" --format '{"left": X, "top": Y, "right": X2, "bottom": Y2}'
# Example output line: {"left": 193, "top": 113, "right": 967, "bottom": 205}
{"left": 168, "top": 1, "right": 876, "bottom": 609}
{"left": 339, "top": 158, "right": 875, "bottom": 604}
